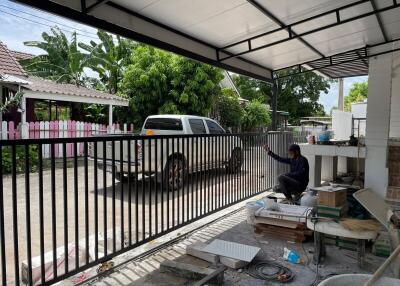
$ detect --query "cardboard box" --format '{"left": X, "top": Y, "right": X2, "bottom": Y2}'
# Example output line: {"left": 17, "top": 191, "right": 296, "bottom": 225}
{"left": 317, "top": 188, "right": 347, "bottom": 207}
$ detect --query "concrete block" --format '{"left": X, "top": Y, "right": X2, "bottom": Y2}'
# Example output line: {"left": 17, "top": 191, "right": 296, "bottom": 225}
{"left": 220, "top": 256, "right": 248, "bottom": 269}
{"left": 160, "top": 260, "right": 223, "bottom": 285}
{"left": 186, "top": 242, "right": 219, "bottom": 264}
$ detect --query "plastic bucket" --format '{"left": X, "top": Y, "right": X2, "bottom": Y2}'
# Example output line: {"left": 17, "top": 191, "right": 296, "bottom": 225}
{"left": 318, "top": 274, "right": 399, "bottom": 286}
{"left": 245, "top": 201, "right": 263, "bottom": 224}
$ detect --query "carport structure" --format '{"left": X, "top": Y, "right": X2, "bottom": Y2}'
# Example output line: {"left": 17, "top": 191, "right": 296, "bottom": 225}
{"left": 6, "top": 0, "right": 400, "bottom": 285}
{"left": 15, "top": 0, "right": 400, "bottom": 127}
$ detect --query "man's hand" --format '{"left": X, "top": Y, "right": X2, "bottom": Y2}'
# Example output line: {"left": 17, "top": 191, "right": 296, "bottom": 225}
{"left": 263, "top": 144, "right": 270, "bottom": 152}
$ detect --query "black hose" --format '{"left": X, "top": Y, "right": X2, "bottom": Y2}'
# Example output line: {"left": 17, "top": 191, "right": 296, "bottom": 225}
{"left": 245, "top": 260, "right": 295, "bottom": 283}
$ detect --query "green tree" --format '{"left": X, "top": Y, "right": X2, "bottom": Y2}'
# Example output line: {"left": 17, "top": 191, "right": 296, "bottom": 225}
{"left": 242, "top": 100, "right": 271, "bottom": 131}
{"left": 79, "top": 30, "right": 135, "bottom": 94}
{"left": 232, "top": 74, "right": 270, "bottom": 103}
{"left": 232, "top": 71, "right": 329, "bottom": 125}
{"left": 21, "top": 27, "right": 93, "bottom": 86}
{"left": 344, "top": 82, "right": 368, "bottom": 111}
{"left": 119, "top": 45, "right": 223, "bottom": 126}
{"left": 214, "top": 88, "right": 244, "bottom": 130}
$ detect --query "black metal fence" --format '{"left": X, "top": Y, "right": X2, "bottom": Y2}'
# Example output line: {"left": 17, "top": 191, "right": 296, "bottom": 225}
{"left": 0, "top": 132, "right": 292, "bottom": 285}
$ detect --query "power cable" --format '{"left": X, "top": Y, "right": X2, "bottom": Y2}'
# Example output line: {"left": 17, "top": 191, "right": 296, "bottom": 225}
{"left": 0, "top": 9, "right": 99, "bottom": 40}
{"left": 0, "top": 4, "right": 98, "bottom": 37}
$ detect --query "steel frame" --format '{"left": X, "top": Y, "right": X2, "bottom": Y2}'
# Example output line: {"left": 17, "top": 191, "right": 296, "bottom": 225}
{"left": 217, "top": 0, "right": 400, "bottom": 62}
{"left": 13, "top": 0, "right": 400, "bottom": 80}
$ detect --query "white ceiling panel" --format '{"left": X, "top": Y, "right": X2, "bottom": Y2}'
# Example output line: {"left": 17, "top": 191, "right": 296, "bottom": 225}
{"left": 301, "top": 16, "right": 384, "bottom": 56}
{"left": 15, "top": 0, "right": 400, "bottom": 79}
{"left": 114, "top": 0, "right": 281, "bottom": 47}
{"left": 379, "top": 7, "right": 400, "bottom": 39}
{"left": 243, "top": 39, "right": 319, "bottom": 69}
{"left": 254, "top": 0, "right": 357, "bottom": 25}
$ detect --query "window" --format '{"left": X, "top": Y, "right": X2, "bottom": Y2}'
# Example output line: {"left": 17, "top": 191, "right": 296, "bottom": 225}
{"left": 206, "top": 120, "right": 225, "bottom": 134}
{"left": 189, "top": 119, "right": 206, "bottom": 134}
{"left": 144, "top": 118, "right": 183, "bottom": 130}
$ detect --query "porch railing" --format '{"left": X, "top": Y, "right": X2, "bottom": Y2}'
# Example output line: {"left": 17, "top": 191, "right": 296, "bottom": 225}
{"left": 0, "top": 131, "right": 292, "bottom": 285}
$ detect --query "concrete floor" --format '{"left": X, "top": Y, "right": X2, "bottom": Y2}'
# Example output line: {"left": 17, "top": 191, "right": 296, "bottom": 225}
{"left": 87, "top": 208, "right": 389, "bottom": 286}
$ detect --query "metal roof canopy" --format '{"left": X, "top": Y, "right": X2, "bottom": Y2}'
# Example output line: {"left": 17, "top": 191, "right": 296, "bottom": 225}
{"left": 13, "top": 0, "right": 400, "bottom": 81}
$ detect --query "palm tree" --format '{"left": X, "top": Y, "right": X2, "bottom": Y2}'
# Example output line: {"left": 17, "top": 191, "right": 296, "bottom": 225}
{"left": 21, "top": 27, "right": 92, "bottom": 86}
{"left": 79, "top": 30, "right": 135, "bottom": 93}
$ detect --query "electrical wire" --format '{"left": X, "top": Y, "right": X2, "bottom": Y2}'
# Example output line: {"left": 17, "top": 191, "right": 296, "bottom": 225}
{"left": 245, "top": 260, "right": 295, "bottom": 283}
{"left": 0, "top": 9, "right": 98, "bottom": 40}
{"left": 0, "top": 4, "right": 99, "bottom": 37}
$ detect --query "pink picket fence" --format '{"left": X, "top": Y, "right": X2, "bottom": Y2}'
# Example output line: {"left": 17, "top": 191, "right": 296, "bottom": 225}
{"left": 1, "top": 120, "right": 135, "bottom": 158}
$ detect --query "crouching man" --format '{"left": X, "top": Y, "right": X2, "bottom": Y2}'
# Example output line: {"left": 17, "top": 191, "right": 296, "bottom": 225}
{"left": 264, "top": 144, "right": 309, "bottom": 203}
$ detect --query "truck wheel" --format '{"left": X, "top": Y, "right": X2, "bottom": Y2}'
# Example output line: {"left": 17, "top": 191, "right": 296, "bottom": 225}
{"left": 163, "top": 156, "right": 186, "bottom": 191}
{"left": 226, "top": 148, "right": 243, "bottom": 174}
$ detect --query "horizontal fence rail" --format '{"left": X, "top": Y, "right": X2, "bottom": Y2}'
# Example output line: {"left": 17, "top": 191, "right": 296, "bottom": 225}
{"left": 0, "top": 132, "right": 292, "bottom": 285}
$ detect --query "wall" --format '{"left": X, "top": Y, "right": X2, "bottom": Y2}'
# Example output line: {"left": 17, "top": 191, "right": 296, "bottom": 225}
{"left": 364, "top": 51, "right": 400, "bottom": 197}
{"left": 332, "top": 109, "right": 352, "bottom": 140}
{"left": 390, "top": 53, "right": 400, "bottom": 138}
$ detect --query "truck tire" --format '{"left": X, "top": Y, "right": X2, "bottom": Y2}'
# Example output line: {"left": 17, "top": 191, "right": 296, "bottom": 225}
{"left": 163, "top": 156, "right": 187, "bottom": 191}
{"left": 226, "top": 148, "right": 243, "bottom": 174}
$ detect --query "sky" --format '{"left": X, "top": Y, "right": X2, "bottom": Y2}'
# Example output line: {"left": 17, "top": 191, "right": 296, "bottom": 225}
{"left": 0, "top": 0, "right": 368, "bottom": 113}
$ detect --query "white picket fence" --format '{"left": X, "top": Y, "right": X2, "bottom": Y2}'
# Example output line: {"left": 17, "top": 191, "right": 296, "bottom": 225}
{"left": 0, "top": 120, "right": 134, "bottom": 158}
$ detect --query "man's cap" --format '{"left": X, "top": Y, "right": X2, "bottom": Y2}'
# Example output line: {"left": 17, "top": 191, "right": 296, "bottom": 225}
{"left": 288, "top": 144, "right": 300, "bottom": 152}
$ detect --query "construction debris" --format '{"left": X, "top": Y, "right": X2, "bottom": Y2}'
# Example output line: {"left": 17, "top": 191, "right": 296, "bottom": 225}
{"left": 160, "top": 260, "right": 224, "bottom": 286}
{"left": 340, "top": 218, "right": 382, "bottom": 232}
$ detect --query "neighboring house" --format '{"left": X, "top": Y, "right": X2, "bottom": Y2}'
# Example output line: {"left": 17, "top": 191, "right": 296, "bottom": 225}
{"left": 0, "top": 41, "right": 129, "bottom": 139}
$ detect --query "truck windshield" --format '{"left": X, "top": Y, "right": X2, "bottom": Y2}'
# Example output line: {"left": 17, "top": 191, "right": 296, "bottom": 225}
{"left": 144, "top": 118, "right": 183, "bottom": 130}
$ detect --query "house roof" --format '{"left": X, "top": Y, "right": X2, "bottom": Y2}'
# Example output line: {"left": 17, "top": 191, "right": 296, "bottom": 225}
{"left": 21, "top": 76, "right": 129, "bottom": 106}
{"left": 0, "top": 42, "right": 27, "bottom": 76}
{"left": 0, "top": 41, "right": 128, "bottom": 106}
{"left": 10, "top": 50, "right": 35, "bottom": 61}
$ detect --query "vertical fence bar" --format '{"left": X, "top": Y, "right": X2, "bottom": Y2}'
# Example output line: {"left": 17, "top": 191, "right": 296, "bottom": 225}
{"left": 62, "top": 143, "right": 68, "bottom": 274}
{"left": 171, "top": 137, "right": 175, "bottom": 226}
{"left": 24, "top": 145, "right": 33, "bottom": 286}
{"left": 74, "top": 142, "right": 79, "bottom": 266}
{"left": 102, "top": 140, "right": 107, "bottom": 256}
{"left": 120, "top": 140, "right": 124, "bottom": 249}
{"left": 84, "top": 142, "right": 89, "bottom": 265}
{"left": 0, "top": 146, "right": 6, "bottom": 286}
{"left": 135, "top": 139, "right": 139, "bottom": 242}
{"left": 141, "top": 138, "right": 145, "bottom": 240}
{"left": 185, "top": 137, "right": 189, "bottom": 222}
{"left": 195, "top": 136, "right": 199, "bottom": 218}
{"left": 111, "top": 141, "right": 116, "bottom": 251}
{"left": 154, "top": 138, "right": 158, "bottom": 234}
{"left": 148, "top": 137, "right": 152, "bottom": 237}
{"left": 176, "top": 137, "right": 179, "bottom": 226}
{"left": 94, "top": 141, "right": 99, "bottom": 260}
{"left": 50, "top": 143, "right": 57, "bottom": 279}
{"left": 191, "top": 136, "right": 194, "bottom": 220}
{"left": 160, "top": 138, "right": 164, "bottom": 232}
{"left": 11, "top": 145, "right": 19, "bottom": 285}
{"left": 38, "top": 144, "right": 45, "bottom": 283}
{"left": 128, "top": 139, "right": 132, "bottom": 243}
{"left": 166, "top": 138, "right": 170, "bottom": 230}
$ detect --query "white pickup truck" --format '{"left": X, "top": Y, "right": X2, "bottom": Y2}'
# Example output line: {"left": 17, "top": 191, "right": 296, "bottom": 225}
{"left": 95, "top": 115, "right": 243, "bottom": 190}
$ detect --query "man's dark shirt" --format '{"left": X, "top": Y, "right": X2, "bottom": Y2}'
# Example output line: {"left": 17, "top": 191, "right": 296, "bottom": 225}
{"left": 268, "top": 151, "right": 309, "bottom": 188}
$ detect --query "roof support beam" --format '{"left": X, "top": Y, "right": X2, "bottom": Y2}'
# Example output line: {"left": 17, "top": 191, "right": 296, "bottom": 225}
{"left": 218, "top": 0, "right": 399, "bottom": 62}
{"left": 369, "top": 0, "right": 389, "bottom": 42}
{"left": 86, "top": 0, "right": 109, "bottom": 13}
{"left": 273, "top": 38, "right": 400, "bottom": 79}
{"left": 246, "top": 0, "right": 324, "bottom": 57}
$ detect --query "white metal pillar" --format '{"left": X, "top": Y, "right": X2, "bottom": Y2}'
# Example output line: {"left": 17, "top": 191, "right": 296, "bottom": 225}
{"left": 0, "top": 85, "right": 3, "bottom": 123}
{"left": 338, "top": 78, "right": 344, "bottom": 111}
{"left": 108, "top": 104, "right": 113, "bottom": 133}
{"left": 364, "top": 53, "right": 395, "bottom": 197}
{"left": 20, "top": 95, "right": 29, "bottom": 139}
